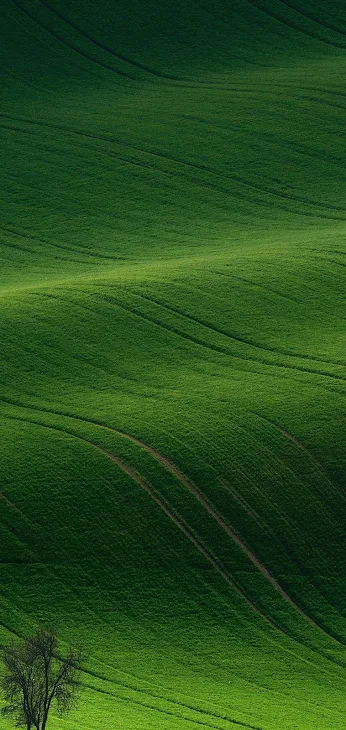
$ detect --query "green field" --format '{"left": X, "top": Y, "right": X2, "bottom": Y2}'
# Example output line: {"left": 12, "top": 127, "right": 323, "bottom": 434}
{"left": 1, "top": 1, "right": 346, "bottom": 728}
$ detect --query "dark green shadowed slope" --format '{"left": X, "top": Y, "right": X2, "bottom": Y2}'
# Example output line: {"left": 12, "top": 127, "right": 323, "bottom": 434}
{"left": 0, "top": 1, "right": 345, "bottom": 728}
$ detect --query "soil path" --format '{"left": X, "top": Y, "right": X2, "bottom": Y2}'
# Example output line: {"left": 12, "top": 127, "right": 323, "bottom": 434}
{"left": 94, "top": 444, "right": 281, "bottom": 632}
{"left": 106, "top": 428, "right": 320, "bottom": 629}
{"left": 1, "top": 400, "right": 342, "bottom": 643}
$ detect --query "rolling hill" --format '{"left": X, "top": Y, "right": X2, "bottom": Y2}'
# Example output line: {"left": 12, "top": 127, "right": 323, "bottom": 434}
{"left": 0, "top": 1, "right": 346, "bottom": 728}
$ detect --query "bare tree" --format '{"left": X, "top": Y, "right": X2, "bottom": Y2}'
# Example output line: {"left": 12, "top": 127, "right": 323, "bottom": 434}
{"left": 0, "top": 628, "right": 84, "bottom": 730}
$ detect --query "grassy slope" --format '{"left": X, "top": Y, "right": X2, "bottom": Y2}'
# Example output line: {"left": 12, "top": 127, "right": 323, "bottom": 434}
{"left": 0, "top": 0, "right": 346, "bottom": 727}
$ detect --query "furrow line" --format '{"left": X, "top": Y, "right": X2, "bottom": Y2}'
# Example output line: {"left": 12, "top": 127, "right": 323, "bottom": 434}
{"left": 0, "top": 223, "right": 120, "bottom": 261}
{"left": 133, "top": 288, "right": 346, "bottom": 370}
{"left": 245, "top": 0, "right": 346, "bottom": 49}
{"left": 1, "top": 110, "right": 345, "bottom": 219}
{"left": 253, "top": 413, "right": 343, "bottom": 494}
{"left": 10, "top": 0, "right": 136, "bottom": 82}
{"left": 37, "top": 0, "right": 181, "bottom": 81}
{"left": 81, "top": 680, "right": 264, "bottom": 730}
{"left": 278, "top": 0, "right": 346, "bottom": 38}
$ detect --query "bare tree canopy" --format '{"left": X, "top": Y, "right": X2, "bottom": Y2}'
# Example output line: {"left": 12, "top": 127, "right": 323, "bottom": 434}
{"left": 0, "top": 628, "right": 84, "bottom": 730}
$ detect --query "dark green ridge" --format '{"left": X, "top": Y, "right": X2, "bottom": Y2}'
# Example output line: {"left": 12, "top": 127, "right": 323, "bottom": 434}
{"left": 0, "top": 1, "right": 345, "bottom": 728}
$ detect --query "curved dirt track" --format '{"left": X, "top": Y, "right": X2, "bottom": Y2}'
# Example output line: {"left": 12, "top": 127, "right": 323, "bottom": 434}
{"left": 103, "top": 425, "right": 330, "bottom": 633}
{"left": 0, "top": 396, "right": 340, "bottom": 640}
{"left": 1, "top": 409, "right": 281, "bottom": 636}
{"left": 3, "top": 405, "right": 346, "bottom": 676}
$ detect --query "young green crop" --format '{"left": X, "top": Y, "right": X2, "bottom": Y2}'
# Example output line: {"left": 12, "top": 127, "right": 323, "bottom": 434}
{"left": 0, "top": 0, "right": 345, "bottom": 727}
